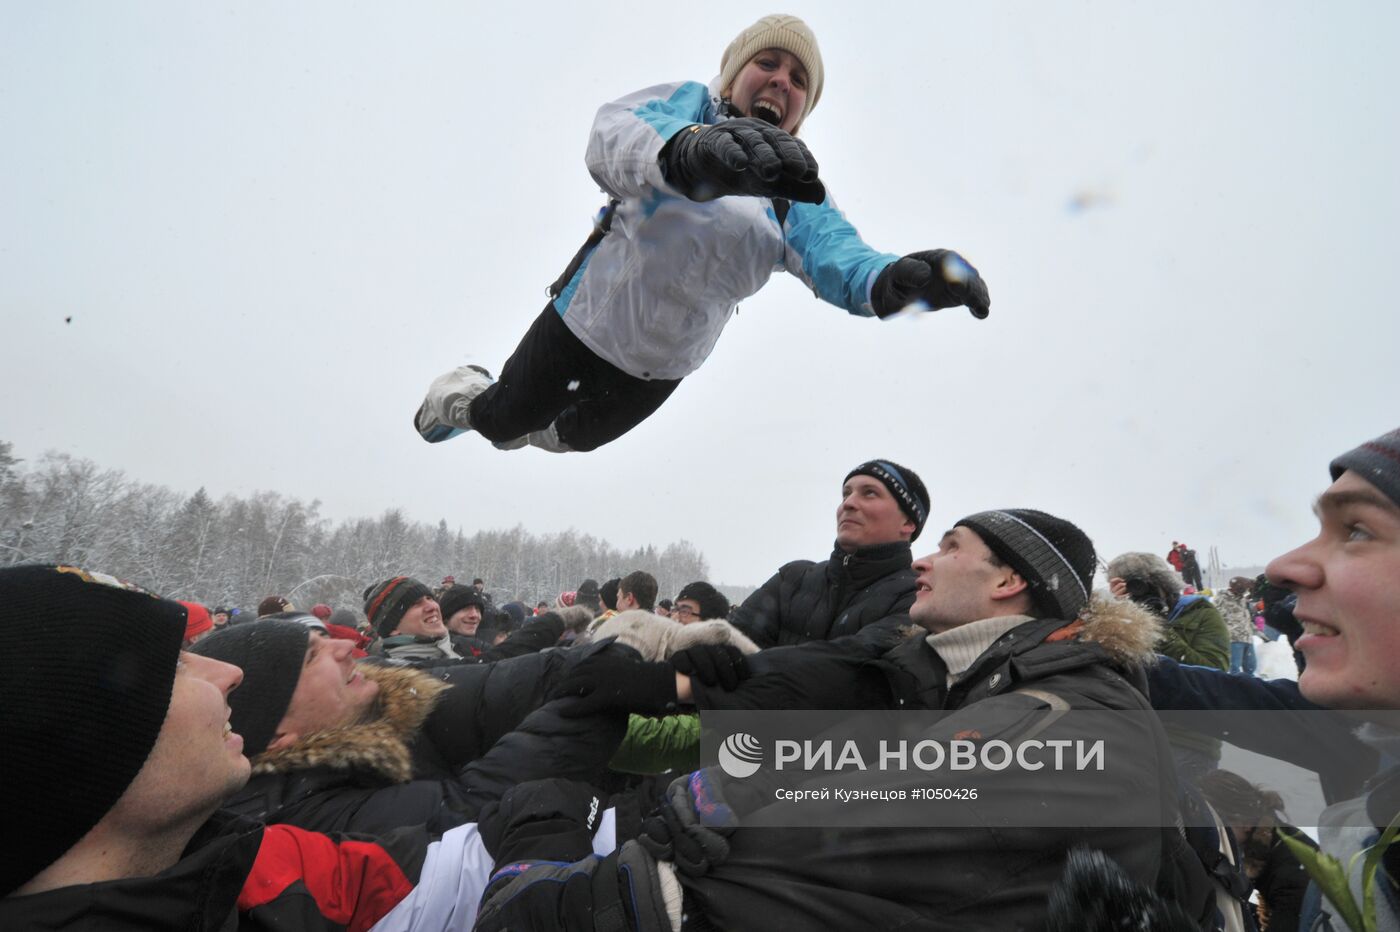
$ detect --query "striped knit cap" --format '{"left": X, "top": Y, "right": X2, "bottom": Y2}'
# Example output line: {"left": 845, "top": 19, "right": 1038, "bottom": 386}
{"left": 719, "top": 14, "right": 824, "bottom": 132}
{"left": 956, "top": 510, "right": 1096, "bottom": 621}
{"left": 363, "top": 576, "right": 435, "bottom": 637}
{"left": 1330, "top": 427, "right": 1400, "bottom": 508}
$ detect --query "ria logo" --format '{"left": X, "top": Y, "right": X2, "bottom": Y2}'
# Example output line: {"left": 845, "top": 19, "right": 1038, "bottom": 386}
{"left": 718, "top": 732, "right": 764, "bottom": 778}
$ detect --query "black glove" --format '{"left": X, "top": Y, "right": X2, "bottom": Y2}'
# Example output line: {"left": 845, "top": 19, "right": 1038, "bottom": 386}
{"left": 871, "top": 249, "right": 991, "bottom": 319}
{"left": 478, "top": 777, "right": 604, "bottom": 865}
{"left": 660, "top": 117, "right": 825, "bottom": 204}
{"left": 476, "top": 843, "right": 673, "bottom": 932}
{"left": 670, "top": 643, "right": 750, "bottom": 691}
{"left": 636, "top": 772, "right": 739, "bottom": 879}
{"left": 548, "top": 651, "right": 679, "bottom": 719}
{"left": 476, "top": 851, "right": 623, "bottom": 932}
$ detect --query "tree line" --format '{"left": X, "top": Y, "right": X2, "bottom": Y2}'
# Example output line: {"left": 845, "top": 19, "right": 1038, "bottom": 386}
{"left": 0, "top": 441, "right": 711, "bottom": 612}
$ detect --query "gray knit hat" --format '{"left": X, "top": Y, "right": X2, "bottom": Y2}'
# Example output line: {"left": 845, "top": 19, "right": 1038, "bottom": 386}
{"left": 956, "top": 510, "right": 1096, "bottom": 621}
{"left": 718, "top": 14, "right": 824, "bottom": 132}
{"left": 191, "top": 621, "right": 310, "bottom": 757}
{"left": 1330, "top": 427, "right": 1400, "bottom": 508}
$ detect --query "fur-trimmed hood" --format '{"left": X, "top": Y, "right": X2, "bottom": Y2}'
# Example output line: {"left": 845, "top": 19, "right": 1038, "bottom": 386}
{"left": 1070, "top": 593, "right": 1165, "bottom": 671}
{"left": 1105, "top": 551, "right": 1185, "bottom": 603}
{"left": 250, "top": 663, "right": 448, "bottom": 784}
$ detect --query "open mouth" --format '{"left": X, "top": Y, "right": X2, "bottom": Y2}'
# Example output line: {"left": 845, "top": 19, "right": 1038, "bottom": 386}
{"left": 750, "top": 99, "right": 784, "bottom": 126}
{"left": 1300, "top": 619, "right": 1339, "bottom": 638}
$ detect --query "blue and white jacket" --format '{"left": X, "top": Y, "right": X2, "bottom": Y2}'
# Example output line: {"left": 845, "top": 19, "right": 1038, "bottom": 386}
{"left": 560, "top": 78, "right": 900, "bottom": 381}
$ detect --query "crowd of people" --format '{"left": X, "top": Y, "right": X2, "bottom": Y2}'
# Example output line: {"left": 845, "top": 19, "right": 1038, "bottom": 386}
{"left": 2, "top": 10, "right": 1395, "bottom": 932}
{"left": 3, "top": 426, "right": 1399, "bottom": 930}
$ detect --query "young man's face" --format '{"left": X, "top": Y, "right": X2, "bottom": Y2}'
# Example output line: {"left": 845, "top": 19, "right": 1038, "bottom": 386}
{"left": 836, "top": 475, "right": 916, "bottom": 551}
{"left": 726, "top": 48, "right": 808, "bottom": 135}
{"left": 673, "top": 598, "right": 703, "bottom": 624}
{"left": 909, "top": 527, "right": 1014, "bottom": 633}
{"left": 1266, "top": 470, "right": 1400, "bottom": 710}
{"left": 392, "top": 594, "right": 445, "bottom": 638}
{"left": 110, "top": 652, "right": 251, "bottom": 829}
{"left": 270, "top": 634, "right": 379, "bottom": 747}
{"left": 446, "top": 604, "right": 483, "bottom": 637}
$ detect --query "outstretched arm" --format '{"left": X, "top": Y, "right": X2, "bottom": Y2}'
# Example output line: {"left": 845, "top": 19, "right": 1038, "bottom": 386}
{"left": 783, "top": 198, "right": 990, "bottom": 319}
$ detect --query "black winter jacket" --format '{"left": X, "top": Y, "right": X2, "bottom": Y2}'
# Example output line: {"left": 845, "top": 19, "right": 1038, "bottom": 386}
{"left": 730, "top": 540, "right": 916, "bottom": 649}
{"left": 683, "top": 600, "right": 1216, "bottom": 931}
{"left": 223, "top": 645, "right": 624, "bottom": 837}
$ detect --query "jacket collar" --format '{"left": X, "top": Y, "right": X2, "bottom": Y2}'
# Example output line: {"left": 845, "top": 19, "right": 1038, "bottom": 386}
{"left": 827, "top": 540, "right": 914, "bottom": 584}
{"left": 878, "top": 596, "right": 1162, "bottom": 709}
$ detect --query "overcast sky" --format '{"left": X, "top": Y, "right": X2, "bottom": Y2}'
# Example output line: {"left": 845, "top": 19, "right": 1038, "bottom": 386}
{"left": 3, "top": 1, "right": 1396, "bottom": 589}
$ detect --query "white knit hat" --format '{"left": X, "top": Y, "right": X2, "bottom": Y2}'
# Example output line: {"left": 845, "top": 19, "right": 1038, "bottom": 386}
{"left": 718, "top": 14, "right": 824, "bottom": 131}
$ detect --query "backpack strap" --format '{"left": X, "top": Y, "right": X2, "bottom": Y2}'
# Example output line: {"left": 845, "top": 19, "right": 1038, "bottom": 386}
{"left": 547, "top": 199, "right": 621, "bottom": 299}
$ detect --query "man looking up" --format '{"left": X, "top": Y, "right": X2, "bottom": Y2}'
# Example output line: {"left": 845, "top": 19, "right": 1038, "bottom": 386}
{"left": 190, "top": 618, "right": 624, "bottom": 838}
{"left": 731, "top": 459, "right": 928, "bottom": 648}
{"left": 0, "top": 566, "right": 511, "bottom": 928}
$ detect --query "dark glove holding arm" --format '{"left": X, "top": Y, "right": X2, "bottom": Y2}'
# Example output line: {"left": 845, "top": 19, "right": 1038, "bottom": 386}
{"left": 670, "top": 643, "right": 750, "bottom": 692}
{"left": 477, "top": 843, "right": 673, "bottom": 932}
{"left": 637, "top": 771, "right": 745, "bottom": 879}
{"left": 871, "top": 249, "right": 992, "bottom": 319}
{"left": 660, "top": 117, "right": 825, "bottom": 204}
{"left": 548, "top": 650, "right": 679, "bottom": 719}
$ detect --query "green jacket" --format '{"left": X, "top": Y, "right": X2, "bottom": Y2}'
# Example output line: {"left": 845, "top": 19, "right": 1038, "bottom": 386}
{"left": 1156, "top": 596, "right": 1230, "bottom": 670}
{"left": 609, "top": 713, "right": 700, "bottom": 774}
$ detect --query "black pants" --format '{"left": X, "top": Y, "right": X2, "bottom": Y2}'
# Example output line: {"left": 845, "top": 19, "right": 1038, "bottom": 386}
{"left": 469, "top": 304, "right": 682, "bottom": 451}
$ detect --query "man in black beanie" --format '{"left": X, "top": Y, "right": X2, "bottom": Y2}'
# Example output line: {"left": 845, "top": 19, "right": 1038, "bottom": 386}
{"left": 363, "top": 575, "right": 562, "bottom": 666}
{"left": 730, "top": 458, "right": 930, "bottom": 648}
{"left": 0, "top": 565, "right": 527, "bottom": 928}
{"left": 672, "top": 579, "right": 730, "bottom": 623}
{"left": 191, "top": 618, "right": 626, "bottom": 841}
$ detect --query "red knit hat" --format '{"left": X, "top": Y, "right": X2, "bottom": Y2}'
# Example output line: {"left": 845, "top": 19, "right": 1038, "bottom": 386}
{"left": 180, "top": 601, "right": 213, "bottom": 642}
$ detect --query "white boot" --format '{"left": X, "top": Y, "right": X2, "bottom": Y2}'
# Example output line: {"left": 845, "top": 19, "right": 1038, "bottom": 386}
{"left": 526, "top": 422, "right": 573, "bottom": 453}
{"left": 413, "top": 365, "right": 493, "bottom": 443}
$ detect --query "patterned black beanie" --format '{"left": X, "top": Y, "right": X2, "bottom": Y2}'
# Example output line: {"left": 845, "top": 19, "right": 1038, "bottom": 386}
{"left": 0, "top": 565, "right": 186, "bottom": 896}
{"left": 845, "top": 460, "right": 930, "bottom": 541}
{"left": 363, "top": 576, "right": 434, "bottom": 637}
{"left": 1330, "top": 427, "right": 1400, "bottom": 509}
{"left": 955, "top": 509, "right": 1096, "bottom": 621}
{"left": 191, "top": 620, "right": 310, "bottom": 757}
